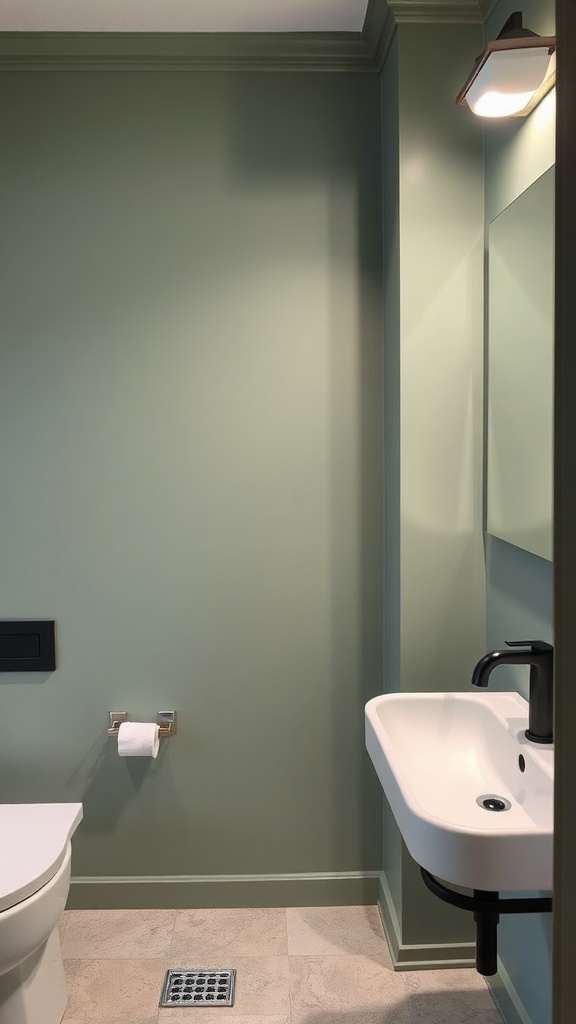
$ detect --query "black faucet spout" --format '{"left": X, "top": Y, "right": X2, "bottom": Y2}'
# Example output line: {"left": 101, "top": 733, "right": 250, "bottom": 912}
{"left": 471, "top": 648, "right": 531, "bottom": 687}
{"left": 471, "top": 640, "right": 554, "bottom": 744}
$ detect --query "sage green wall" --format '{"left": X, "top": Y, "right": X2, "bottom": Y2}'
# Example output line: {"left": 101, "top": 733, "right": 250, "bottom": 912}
{"left": 397, "top": 19, "right": 485, "bottom": 701}
{"left": 483, "top": 2, "right": 555, "bottom": 1021}
{"left": 0, "top": 70, "right": 384, "bottom": 905}
{"left": 379, "top": 21, "right": 485, "bottom": 964}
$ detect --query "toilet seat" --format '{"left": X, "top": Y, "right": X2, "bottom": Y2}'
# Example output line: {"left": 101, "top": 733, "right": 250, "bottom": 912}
{"left": 0, "top": 804, "right": 83, "bottom": 913}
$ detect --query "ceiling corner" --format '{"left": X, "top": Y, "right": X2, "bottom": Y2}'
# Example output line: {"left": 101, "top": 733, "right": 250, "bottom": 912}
{"left": 362, "top": 0, "right": 396, "bottom": 69}
{"left": 479, "top": 0, "right": 498, "bottom": 22}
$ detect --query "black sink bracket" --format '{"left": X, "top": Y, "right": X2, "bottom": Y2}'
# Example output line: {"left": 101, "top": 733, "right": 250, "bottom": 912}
{"left": 419, "top": 867, "right": 552, "bottom": 976}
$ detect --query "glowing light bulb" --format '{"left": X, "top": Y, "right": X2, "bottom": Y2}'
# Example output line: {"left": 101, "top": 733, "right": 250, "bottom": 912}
{"left": 471, "top": 89, "right": 537, "bottom": 117}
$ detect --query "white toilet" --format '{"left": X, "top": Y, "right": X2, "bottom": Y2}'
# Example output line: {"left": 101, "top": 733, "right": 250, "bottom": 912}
{"left": 0, "top": 804, "right": 83, "bottom": 1024}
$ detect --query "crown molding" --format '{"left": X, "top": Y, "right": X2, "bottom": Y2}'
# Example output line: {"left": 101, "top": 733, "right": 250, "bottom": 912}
{"left": 360, "top": 0, "right": 487, "bottom": 71}
{"left": 385, "top": 0, "right": 485, "bottom": 23}
{"left": 0, "top": 1, "right": 493, "bottom": 73}
{"left": 0, "top": 30, "right": 376, "bottom": 72}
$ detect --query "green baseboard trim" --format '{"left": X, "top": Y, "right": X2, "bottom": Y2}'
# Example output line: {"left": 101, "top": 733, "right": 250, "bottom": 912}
{"left": 68, "top": 871, "right": 380, "bottom": 910}
{"left": 378, "top": 872, "right": 476, "bottom": 971}
{"left": 487, "top": 958, "right": 532, "bottom": 1024}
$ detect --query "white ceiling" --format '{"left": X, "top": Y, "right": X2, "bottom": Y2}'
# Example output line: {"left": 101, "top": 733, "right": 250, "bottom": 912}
{"left": 1, "top": 0, "right": 370, "bottom": 34}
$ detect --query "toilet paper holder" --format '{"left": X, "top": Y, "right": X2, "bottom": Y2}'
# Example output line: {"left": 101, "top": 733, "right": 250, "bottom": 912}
{"left": 108, "top": 711, "right": 177, "bottom": 737}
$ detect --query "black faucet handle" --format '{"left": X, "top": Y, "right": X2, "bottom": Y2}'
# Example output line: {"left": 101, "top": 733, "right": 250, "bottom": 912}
{"left": 505, "top": 640, "right": 554, "bottom": 654}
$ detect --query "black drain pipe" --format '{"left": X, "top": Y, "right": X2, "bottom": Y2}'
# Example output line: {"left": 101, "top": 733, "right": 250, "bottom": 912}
{"left": 473, "top": 890, "right": 499, "bottom": 976}
{"left": 420, "top": 868, "right": 552, "bottom": 977}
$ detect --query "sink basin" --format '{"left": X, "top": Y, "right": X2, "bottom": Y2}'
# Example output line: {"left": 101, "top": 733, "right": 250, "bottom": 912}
{"left": 365, "top": 690, "right": 553, "bottom": 892}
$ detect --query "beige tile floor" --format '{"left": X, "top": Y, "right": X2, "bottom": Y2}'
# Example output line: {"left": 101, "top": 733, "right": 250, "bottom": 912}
{"left": 58, "top": 906, "right": 502, "bottom": 1024}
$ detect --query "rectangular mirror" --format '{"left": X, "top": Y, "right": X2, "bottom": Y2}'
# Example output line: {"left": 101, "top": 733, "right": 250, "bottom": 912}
{"left": 486, "top": 166, "right": 554, "bottom": 561}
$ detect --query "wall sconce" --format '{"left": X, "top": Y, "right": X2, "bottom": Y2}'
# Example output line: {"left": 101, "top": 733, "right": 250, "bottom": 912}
{"left": 456, "top": 11, "right": 555, "bottom": 118}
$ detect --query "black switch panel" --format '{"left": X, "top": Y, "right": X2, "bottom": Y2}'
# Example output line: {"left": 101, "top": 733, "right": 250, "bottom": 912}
{"left": 0, "top": 621, "right": 56, "bottom": 672}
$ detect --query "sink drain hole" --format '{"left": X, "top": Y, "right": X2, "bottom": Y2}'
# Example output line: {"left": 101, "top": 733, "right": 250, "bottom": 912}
{"left": 476, "top": 794, "right": 511, "bottom": 812}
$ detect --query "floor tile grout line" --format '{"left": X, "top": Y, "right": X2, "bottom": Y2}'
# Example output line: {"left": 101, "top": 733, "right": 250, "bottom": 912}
{"left": 166, "top": 907, "right": 179, "bottom": 953}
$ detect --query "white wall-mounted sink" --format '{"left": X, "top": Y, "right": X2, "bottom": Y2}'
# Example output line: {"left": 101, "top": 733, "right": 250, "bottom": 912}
{"left": 365, "top": 691, "right": 553, "bottom": 892}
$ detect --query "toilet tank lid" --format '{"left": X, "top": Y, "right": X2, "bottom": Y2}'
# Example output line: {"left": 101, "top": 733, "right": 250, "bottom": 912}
{"left": 0, "top": 803, "right": 83, "bottom": 912}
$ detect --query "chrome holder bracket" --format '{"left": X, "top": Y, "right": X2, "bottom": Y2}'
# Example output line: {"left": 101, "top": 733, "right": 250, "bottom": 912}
{"left": 108, "top": 710, "right": 177, "bottom": 737}
{"left": 158, "top": 710, "right": 177, "bottom": 737}
{"left": 108, "top": 711, "right": 128, "bottom": 735}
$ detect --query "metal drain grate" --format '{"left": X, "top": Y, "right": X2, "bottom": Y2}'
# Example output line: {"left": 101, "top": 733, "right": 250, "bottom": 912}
{"left": 160, "top": 969, "right": 236, "bottom": 1008}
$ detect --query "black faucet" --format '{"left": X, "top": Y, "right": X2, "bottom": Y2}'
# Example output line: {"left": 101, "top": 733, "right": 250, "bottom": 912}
{"left": 471, "top": 640, "right": 554, "bottom": 744}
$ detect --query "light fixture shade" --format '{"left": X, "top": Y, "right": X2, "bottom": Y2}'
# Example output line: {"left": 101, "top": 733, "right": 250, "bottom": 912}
{"left": 457, "top": 35, "right": 556, "bottom": 118}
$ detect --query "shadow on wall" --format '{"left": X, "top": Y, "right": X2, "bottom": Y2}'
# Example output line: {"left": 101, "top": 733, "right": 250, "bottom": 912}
{"left": 68, "top": 733, "right": 158, "bottom": 831}
{"left": 221, "top": 71, "right": 369, "bottom": 182}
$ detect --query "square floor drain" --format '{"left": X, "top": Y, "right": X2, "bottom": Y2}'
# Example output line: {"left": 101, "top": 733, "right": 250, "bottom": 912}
{"left": 160, "top": 969, "right": 236, "bottom": 1008}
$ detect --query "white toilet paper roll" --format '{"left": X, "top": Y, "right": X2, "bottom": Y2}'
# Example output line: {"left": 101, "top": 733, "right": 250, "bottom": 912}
{"left": 117, "top": 721, "right": 160, "bottom": 758}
